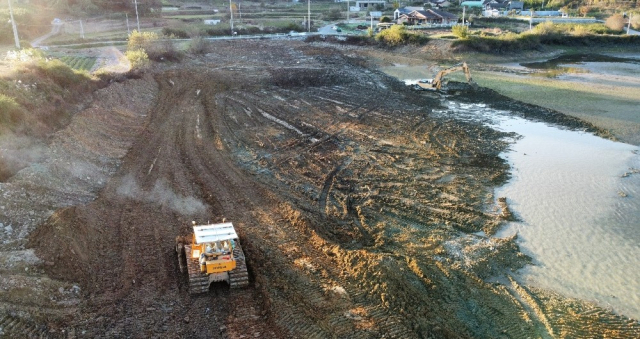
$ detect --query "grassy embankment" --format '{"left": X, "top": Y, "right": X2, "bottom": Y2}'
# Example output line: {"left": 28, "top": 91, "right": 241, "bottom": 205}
{"left": 0, "top": 49, "right": 99, "bottom": 134}
{"left": 471, "top": 70, "right": 640, "bottom": 145}
{"left": 434, "top": 21, "right": 640, "bottom": 145}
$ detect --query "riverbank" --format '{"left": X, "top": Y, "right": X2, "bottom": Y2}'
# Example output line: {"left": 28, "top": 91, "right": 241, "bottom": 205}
{"left": 472, "top": 52, "right": 640, "bottom": 145}
{"left": 370, "top": 41, "right": 640, "bottom": 145}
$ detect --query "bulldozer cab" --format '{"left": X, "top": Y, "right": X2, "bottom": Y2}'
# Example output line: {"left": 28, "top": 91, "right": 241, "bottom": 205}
{"left": 190, "top": 223, "right": 238, "bottom": 274}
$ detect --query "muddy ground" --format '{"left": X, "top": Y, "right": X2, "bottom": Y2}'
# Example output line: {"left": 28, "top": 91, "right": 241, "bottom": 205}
{"left": 1, "top": 40, "right": 640, "bottom": 338}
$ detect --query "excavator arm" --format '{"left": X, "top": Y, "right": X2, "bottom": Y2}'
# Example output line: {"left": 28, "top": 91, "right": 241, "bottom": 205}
{"left": 431, "top": 62, "right": 473, "bottom": 90}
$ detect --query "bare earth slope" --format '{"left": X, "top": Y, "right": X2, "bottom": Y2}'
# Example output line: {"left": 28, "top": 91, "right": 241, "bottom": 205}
{"left": 1, "top": 40, "right": 638, "bottom": 338}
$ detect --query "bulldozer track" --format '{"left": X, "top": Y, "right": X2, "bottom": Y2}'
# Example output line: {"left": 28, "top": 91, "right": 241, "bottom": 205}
{"left": 0, "top": 312, "right": 48, "bottom": 339}
{"left": 183, "top": 244, "right": 249, "bottom": 294}
{"left": 229, "top": 247, "right": 250, "bottom": 289}
{"left": 184, "top": 244, "right": 210, "bottom": 294}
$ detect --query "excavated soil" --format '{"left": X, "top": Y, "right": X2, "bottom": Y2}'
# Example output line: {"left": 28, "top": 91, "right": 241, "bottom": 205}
{"left": 1, "top": 40, "right": 639, "bottom": 338}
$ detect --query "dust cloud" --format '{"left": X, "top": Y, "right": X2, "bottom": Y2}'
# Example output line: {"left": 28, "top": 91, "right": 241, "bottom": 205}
{"left": 116, "top": 174, "right": 206, "bottom": 215}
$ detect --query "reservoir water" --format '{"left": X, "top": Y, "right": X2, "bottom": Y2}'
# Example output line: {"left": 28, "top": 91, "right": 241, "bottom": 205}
{"left": 437, "top": 101, "right": 640, "bottom": 321}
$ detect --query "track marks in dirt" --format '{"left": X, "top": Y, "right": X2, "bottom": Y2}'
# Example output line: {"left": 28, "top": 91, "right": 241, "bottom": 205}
{"left": 319, "top": 157, "right": 353, "bottom": 217}
{"left": 17, "top": 41, "right": 640, "bottom": 338}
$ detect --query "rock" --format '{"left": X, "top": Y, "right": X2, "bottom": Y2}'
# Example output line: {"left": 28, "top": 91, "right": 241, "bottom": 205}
{"left": 183, "top": 316, "right": 190, "bottom": 323}
{"left": 5, "top": 225, "right": 12, "bottom": 232}
{"left": 219, "top": 325, "right": 226, "bottom": 332}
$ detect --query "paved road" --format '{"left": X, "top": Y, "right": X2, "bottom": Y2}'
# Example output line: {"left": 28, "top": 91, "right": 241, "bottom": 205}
{"left": 318, "top": 24, "right": 339, "bottom": 35}
{"left": 31, "top": 23, "right": 63, "bottom": 48}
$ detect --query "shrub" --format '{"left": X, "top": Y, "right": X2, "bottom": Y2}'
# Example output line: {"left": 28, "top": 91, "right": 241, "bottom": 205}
{"left": 380, "top": 16, "right": 392, "bottom": 23}
{"left": 571, "top": 25, "right": 590, "bottom": 37}
{"left": 631, "top": 15, "right": 640, "bottom": 30}
{"left": 0, "top": 94, "right": 24, "bottom": 125}
{"left": 532, "top": 21, "right": 560, "bottom": 35}
{"left": 583, "top": 23, "right": 612, "bottom": 34}
{"left": 127, "top": 30, "right": 181, "bottom": 63}
{"left": 125, "top": 49, "right": 150, "bottom": 69}
{"left": 205, "top": 26, "right": 230, "bottom": 37}
{"left": 188, "top": 36, "right": 209, "bottom": 55}
{"left": 605, "top": 14, "right": 625, "bottom": 31}
{"left": 127, "top": 30, "right": 160, "bottom": 51}
{"left": 145, "top": 40, "right": 183, "bottom": 62}
{"left": 375, "top": 25, "right": 427, "bottom": 46}
{"left": 162, "top": 27, "right": 189, "bottom": 39}
{"left": 452, "top": 24, "right": 469, "bottom": 39}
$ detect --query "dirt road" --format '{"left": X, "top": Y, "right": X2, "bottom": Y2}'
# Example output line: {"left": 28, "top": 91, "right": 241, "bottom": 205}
{"left": 1, "top": 40, "right": 639, "bottom": 338}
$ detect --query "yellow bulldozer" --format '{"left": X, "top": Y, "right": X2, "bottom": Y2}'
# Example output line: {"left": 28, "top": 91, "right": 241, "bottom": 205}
{"left": 414, "top": 62, "right": 474, "bottom": 91}
{"left": 176, "top": 222, "right": 249, "bottom": 294}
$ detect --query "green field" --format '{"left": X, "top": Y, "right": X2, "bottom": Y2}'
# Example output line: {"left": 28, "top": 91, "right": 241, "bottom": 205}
{"left": 57, "top": 56, "right": 97, "bottom": 71}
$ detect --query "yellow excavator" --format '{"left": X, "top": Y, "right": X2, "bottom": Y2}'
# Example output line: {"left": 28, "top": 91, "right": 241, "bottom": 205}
{"left": 176, "top": 222, "right": 249, "bottom": 294}
{"left": 414, "top": 62, "right": 473, "bottom": 91}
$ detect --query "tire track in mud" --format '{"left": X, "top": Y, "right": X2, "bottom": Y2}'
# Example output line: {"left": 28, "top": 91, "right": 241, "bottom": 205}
{"left": 319, "top": 158, "right": 352, "bottom": 217}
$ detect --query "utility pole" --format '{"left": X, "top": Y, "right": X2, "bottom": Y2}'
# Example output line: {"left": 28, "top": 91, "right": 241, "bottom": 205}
{"left": 126, "top": 13, "right": 130, "bottom": 34}
{"left": 230, "top": 0, "right": 234, "bottom": 36}
{"left": 80, "top": 20, "right": 85, "bottom": 39}
{"left": 8, "top": 0, "right": 20, "bottom": 49}
{"left": 462, "top": 5, "right": 466, "bottom": 25}
{"left": 134, "top": 0, "right": 140, "bottom": 31}
{"left": 627, "top": 14, "right": 631, "bottom": 34}
{"left": 307, "top": 0, "right": 310, "bottom": 32}
{"left": 347, "top": 0, "right": 349, "bottom": 23}
{"left": 370, "top": 13, "right": 373, "bottom": 31}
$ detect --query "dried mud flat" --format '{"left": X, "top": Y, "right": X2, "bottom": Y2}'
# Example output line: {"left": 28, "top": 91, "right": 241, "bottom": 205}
{"left": 1, "top": 40, "right": 639, "bottom": 338}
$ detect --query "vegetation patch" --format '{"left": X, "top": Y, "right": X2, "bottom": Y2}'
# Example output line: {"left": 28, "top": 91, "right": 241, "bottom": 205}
{"left": 57, "top": 56, "right": 97, "bottom": 71}
{"left": 127, "top": 30, "right": 182, "bottom": 64}
{"left": 0, "top": 93, "right": 26, "bottom": 127}
{"left": 375, "top": 25, "right": 428, "bottom": 47}
{"left": 452, "top": 22, "right": 640, "bottom": 53}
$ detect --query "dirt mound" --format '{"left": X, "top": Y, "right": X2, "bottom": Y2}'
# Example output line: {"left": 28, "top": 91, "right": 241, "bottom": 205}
{"left": 29, "top": 207, "right": 91, "bottom": 283}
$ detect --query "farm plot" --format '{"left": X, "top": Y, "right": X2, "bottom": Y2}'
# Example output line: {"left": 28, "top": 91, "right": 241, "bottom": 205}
{"left": 58, "top": 56, "right": 97, "bottom": 71}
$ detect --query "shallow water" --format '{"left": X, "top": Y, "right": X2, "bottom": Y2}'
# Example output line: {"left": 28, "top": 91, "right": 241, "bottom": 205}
{"left": 521, "top": 53, "right": 640, "bottom": 69}
{"left": 436, "top": 102, "right": 640, "bottom": 320}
